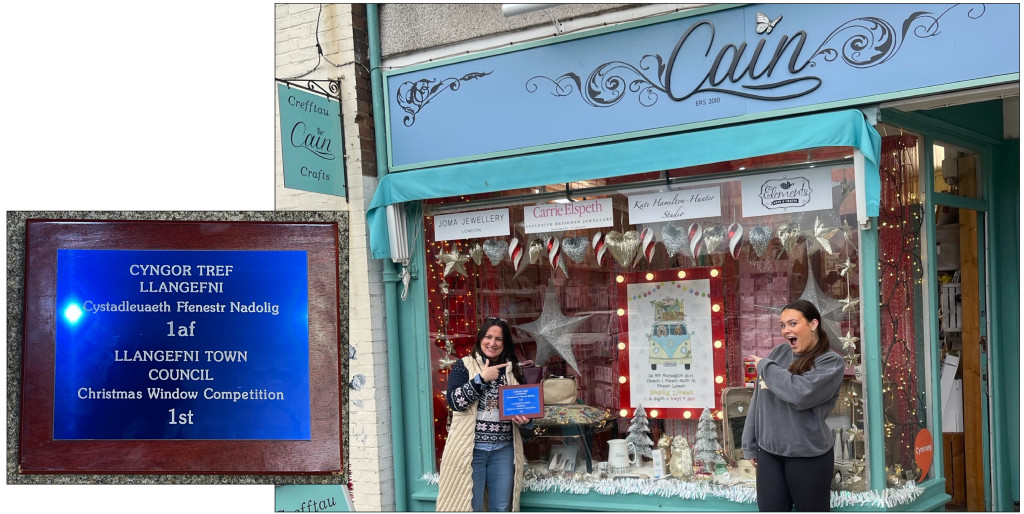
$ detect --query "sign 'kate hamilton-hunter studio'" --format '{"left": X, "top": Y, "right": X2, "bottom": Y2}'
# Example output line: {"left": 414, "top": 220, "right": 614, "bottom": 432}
{"left": 54, "top": 249, "right": 310, "bottom": 440}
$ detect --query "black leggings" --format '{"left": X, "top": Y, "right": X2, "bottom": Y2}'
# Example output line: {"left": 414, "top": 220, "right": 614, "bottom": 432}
{"left": 755, "top": 447, "right": 834, "bottom": 511}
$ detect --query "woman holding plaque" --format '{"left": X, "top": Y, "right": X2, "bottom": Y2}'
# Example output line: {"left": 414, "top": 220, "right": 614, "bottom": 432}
{"left": 437, "top": 317, "right": 532, "bottom": 512}
{"left": 742, "top": 300, "right": 846, "bottom": 511}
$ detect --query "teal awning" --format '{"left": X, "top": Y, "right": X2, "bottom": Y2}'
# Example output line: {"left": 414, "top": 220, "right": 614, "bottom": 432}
{"left": 367, "top": 109, "right": 881, "bottom": 259}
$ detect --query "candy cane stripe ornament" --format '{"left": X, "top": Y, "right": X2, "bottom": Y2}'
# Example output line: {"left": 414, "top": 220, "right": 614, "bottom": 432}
{"left": 688, "top": 222, "right": 704, "bottom": 258}
{"left": 508, "top": 237, "right": 523, "bottom": 273}
{"left": 636, "top": 227, "right": 656, "bottom": 265}
{"left": 546, "top": 236, "right": 561, "bottom": 270}
{"left": 592, "top": 231, "right": 607, "bottom": 266}
{"left": 727, "top": 222, "right": 744, "bottom": 260}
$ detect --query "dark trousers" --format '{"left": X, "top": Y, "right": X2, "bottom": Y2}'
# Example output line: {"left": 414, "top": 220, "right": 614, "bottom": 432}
{"left": 755, "top": 447, "right": 834, "bottom": 511}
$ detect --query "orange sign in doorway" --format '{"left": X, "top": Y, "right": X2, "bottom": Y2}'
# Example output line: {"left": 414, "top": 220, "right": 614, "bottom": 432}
{"left": 914, "top": 428, "right": 934, "bottom": 483}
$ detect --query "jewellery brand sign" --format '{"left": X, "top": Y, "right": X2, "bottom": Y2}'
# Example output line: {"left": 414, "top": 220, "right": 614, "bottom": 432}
{"left": 523, "top": 198, "right": 613, "bottom": 233}
{"left": 628, "top": 186, "right": 722, "bottom": 224}
{"left": 741, "top": 166, "right": 834, "bottom": 217}
{"left": 278, "top": 84, "right": 346, "bottom": 197}
{"left": 54, "top": 249, "right": 311, "bottom": 440}
{"left": 434, "top": 208, "right": 510, "bottom": 241}
{"left": 385, "top": 3, "right": 1018, "bottom": 169}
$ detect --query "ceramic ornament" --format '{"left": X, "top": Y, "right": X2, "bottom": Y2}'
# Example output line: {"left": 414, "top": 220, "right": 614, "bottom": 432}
{"left": 605, "top": 230, "right": 641, "bottom": 268}
{"left": 592, "top": 231, "right": 607, "bottom": 266}
{"left": 528, "top": 239, "right": 544, "bottom": 264}
{"left": 508, "top": 237, "right": 523, "bottom": 273}
{"left": 727, "top": 223, "right": 744, "bottom": 260}
{"left": 687, "top": 222, "right": 704, "bottom": 258}
{"left": 467, "top": 242, "right": 483, "bottom": 266}
{"left": 562, "top": 236, "right": 590, "bottom": 264}
{"left": 748, "top": 225, "right": 772, "bottom": 258}
{"left": 661, "top": 223, "right": 689, "bottom": 259}
{"left": 483, "top": 239, "right": 509, "bottom": 266}
{"left": 777, "top": 222, "right": 802, "bottom": 256}
{"left": 636, "top": 227, "right": 656, "bottom": 265}
{"left": 546, "top": 236, "right": 562, "bottom": 270}
{"left": 702, "top": 225, "right": 726, "bottom": 255}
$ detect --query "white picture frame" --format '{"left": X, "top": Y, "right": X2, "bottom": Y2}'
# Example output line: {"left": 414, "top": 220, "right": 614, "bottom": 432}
{"left": 548, "top": 445, "right": 579, "bottom": 472}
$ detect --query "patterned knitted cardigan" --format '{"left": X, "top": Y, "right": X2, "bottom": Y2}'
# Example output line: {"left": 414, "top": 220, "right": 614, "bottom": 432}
{"left": 436, "top": 354, "right": 525, "bottom": 512}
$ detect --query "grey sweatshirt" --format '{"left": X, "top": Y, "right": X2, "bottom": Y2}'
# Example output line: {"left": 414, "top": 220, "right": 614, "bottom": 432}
{"left": 741, "top": 344, "right": 846, "bottom": 459}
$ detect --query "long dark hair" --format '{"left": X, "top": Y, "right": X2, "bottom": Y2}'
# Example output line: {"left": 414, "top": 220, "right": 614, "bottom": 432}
{"left": 471, "top": 317, "right": 524, "bottom": 384}
{"left": 781, "top": 300, "right": 831, "bottom": 375}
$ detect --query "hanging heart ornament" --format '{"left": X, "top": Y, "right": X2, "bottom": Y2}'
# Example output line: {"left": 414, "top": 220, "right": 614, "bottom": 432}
{"left": 482, "top": 239, "right": 507, "bottom": 266}
{"left": 467, "top": 242, "right": 484, "bottom": 266}
{"left": 605, "top": 230, "right": 640, "bottom": 268}
{"left": 508, "top": 237, "right": 523, "bottom": 273}
{"left": 687, "top": 222, "right": 704, "bottom": 258}
{"left": 749, "top": 225, "right": 772, "bottom": 258}
{"left": 727, "top": 223, "right": 744, "bottom": 260}
{"left": 562, "top": 236, "right": 590, "bottom": 264}
{"left": 777, "top": 222, "right": 803, "bottom": 256}
{"left": 546, "top": 237, "right": 562, "bottom": 270}
{"left": 661, "top": 223, "right": 689, "bottom": 259}
{"left": 636, "top": 227, "right": 656, "bottom": 265}
{"left": 702, "top": 225, "right": 726, "bottom": 255}
{"left": 592, "top": 232, "right": 607, "bottom": 266}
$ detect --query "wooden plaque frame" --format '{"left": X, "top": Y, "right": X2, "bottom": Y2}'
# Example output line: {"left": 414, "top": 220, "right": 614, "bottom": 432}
{"left": 19, "top": 219, "right": 342, "bottom": 474}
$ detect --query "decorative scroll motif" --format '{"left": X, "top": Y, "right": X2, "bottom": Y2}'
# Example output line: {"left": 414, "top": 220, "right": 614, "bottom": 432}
{"left": 526, "top": 55, "right": 669, "bottom": 108}
{"left": 396, "top": 71, "right": 492, "bottom": 126}
{"left": 809, "top": 4, "right": 986, "bottom": 68}
{"left": 525, "top": 5, "right": 985, "bottom": 107}
{"left": 276, "top": 79, "right": 341, "bottom": 100}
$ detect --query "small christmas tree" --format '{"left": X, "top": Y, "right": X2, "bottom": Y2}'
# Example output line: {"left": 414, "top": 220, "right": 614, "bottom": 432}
{"left": 625, "top": 404, "right": 654, "bottom": 459}
{"left": 692, "top": 407, "right": 726, "bottom": 474}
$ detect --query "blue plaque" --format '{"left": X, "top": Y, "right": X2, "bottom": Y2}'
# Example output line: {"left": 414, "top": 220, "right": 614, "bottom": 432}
{"left": 54, "top": 249, "right": 311, "bottom": 440}
{"left": 498, "top": 384, "right": 544, "bottom": 420}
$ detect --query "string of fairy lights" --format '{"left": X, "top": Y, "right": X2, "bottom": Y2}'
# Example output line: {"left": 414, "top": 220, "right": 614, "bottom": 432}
{"left": 876, "top": 131, "right": 927, "bottom": 483}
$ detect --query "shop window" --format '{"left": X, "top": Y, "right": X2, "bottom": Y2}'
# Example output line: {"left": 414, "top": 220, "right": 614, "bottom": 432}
{"left": 876, "top": 125, "right": 938, "bottom": 486}
{"left": 423, "top": 147, "right": 872, "bottom": 498}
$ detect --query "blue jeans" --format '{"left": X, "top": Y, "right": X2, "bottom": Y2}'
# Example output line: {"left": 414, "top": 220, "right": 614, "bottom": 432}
{"left": 471, "top": 443, "right": 515, "bottom": 511}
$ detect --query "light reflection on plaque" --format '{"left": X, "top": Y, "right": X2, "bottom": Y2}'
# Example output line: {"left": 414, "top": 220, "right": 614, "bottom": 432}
{"left": 54, "top": 249, "right": 311, "bottom": 440}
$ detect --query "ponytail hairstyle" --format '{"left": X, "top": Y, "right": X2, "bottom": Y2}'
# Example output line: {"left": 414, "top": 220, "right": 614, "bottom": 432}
{"left": 782, "top": 300, "right": 831, "bottom": 375}
{"left": 472, "top": 317, "right": 524, "bottom": 384}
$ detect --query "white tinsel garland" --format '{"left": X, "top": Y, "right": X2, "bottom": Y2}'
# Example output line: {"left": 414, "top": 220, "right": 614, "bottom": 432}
{"left": 420, "top": 472, "right": 924, "bottom": 508}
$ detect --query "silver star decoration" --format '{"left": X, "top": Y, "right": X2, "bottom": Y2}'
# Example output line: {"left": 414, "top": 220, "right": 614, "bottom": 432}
{"left": 805, "top": 216, "right": 839, "bottom": 255}
{"left": 840, "top": 218, "right": 857, "bottom": 245}
{"left": 839, "top": 257, "right": 856, "bottom": 277}
{"left": 839, "top": 330, "right": 859, "bottom": 352}
{"left": 437, "top": 336, "right": 457, "bottom": 369}
{"left": 516, "top": 281, "right": 592, "bottom": 374}
{"left": 436, "top": 247, "right": 469, "bottom": 277}
{"left": 797, "top": 272, "right": 845, "bottom": 353}
{"left": 839, "top": 294, "right": 860, "bottom": 313}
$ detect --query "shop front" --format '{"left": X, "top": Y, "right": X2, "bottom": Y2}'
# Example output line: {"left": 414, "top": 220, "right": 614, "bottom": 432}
{"left": 367, "top": 3, "right": 1018, "bottom": 511}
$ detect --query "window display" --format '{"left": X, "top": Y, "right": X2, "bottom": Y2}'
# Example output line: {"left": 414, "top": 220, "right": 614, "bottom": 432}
{"left": 420, "top": 147, "right": 917, "bottom": 505}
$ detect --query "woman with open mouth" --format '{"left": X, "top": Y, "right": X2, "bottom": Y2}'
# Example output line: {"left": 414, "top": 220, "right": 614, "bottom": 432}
{"left": 741, "top": 299, "right": 846, "bottom": 511}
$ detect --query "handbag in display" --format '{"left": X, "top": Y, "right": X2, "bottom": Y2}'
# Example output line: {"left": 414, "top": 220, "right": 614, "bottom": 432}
{"left": 515, "top": 346, "right": 543, "bottom": 384}
{"left": 518, "top": 360, "right": 543, "bottom": 384}
{"left": 542, "top": 376, "right": 578, "bottom": 405}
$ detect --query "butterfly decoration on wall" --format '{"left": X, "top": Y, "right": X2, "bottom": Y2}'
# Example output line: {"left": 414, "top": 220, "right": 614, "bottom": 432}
{"left": 755, "top": 12, "right": 782, "bottom": 34}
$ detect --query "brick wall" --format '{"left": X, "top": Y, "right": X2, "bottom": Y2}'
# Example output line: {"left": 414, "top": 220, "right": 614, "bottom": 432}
{"left": 274, "top": 4, "right": 394, "bottom": 510}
